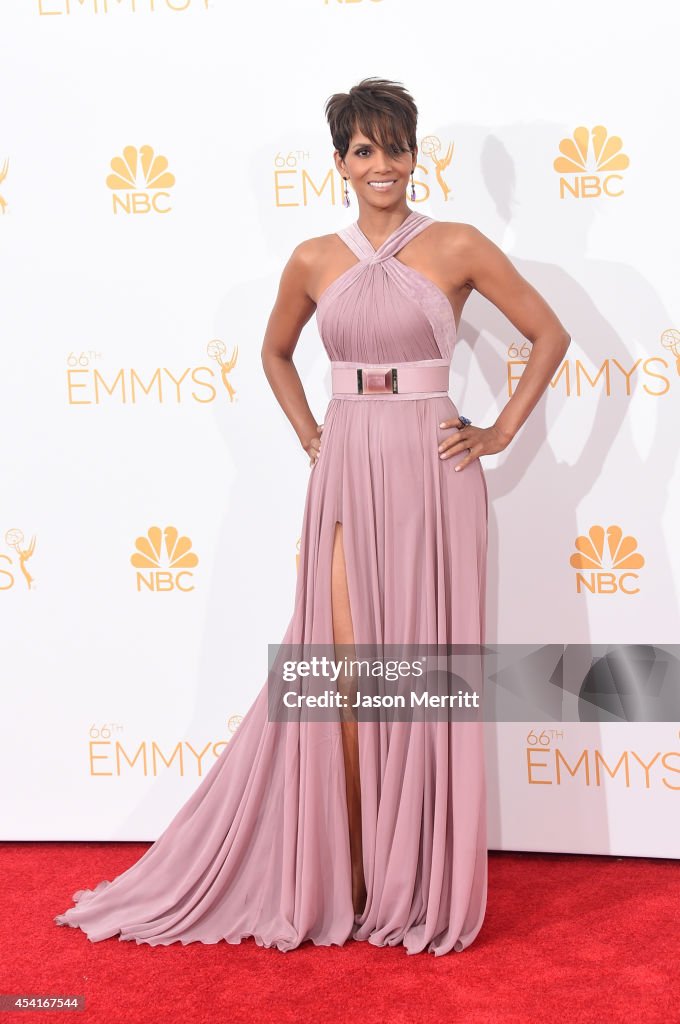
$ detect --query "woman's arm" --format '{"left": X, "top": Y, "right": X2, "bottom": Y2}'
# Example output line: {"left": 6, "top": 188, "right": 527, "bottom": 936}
{"left": 260, "top": 241, "right": 323, "bottom": 465}
{"left": 438, "top": 225, "right": 571, "bottom": 471}
{"left": 464, "top": 225, "right": 571, "bottom": 443}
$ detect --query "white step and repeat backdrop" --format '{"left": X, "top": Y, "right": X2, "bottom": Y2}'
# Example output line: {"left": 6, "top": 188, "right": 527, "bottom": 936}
{"left": 1, "top": 0, "right": 679, "bottom": 856}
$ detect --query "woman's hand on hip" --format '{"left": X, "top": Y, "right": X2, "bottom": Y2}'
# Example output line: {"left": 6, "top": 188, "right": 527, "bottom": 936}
{"left": 303, "top": 423, "right": 324, "bottom": 468}
{"left": 438, "top": 417, "right": 510, "bottom": 472}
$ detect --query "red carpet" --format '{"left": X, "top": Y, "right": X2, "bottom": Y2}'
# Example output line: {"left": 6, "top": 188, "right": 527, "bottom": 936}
{"left": 0, "top": 842, "right": 676, "bottom": 1024}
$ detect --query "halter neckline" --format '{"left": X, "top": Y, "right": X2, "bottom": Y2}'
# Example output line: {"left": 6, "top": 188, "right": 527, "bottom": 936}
{"left": 353, "top": 209, "right": 420, "bottom": 255}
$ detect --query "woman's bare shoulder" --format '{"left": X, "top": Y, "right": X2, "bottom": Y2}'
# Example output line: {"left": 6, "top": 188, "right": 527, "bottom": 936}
{"left": 283, "top": 232, "right": 348, "bottom": 302}
{"left": 289, "top": 230, "right": 342, "bottom": 266}
{"left": 276, "top": 231, "right": 346, "bottom": 305}
{"left": 426, "top": 219, "right": 486, "bottom": 246}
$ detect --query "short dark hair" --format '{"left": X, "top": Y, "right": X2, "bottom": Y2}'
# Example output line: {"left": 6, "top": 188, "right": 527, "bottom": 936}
{"left": 324, "top": 77, "right": 418, "bottom": 161}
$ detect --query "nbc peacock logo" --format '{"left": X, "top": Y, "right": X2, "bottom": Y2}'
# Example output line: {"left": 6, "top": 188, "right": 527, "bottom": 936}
{"left": 553, "top": 126, "right": 630, "bottom": 199}
{"left": 106, "top": 145, "right": 175, "bottom": 215}
{"left": 569, "top": 525, "right": 644, "bottom": 595}
{"left": 131, "top": 525, "right": 198, "bottom": 593}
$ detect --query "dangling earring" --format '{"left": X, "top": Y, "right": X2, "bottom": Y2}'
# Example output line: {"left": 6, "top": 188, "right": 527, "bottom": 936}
{"left": 342, "top": 177, "right": 351, "bottom": 209}
{"left": 409, "top": 170, "right": 416, "bottom": 202}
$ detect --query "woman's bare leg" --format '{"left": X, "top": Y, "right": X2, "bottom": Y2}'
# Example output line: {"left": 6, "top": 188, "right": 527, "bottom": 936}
{"left": 332, "top": 521, "right": 366, "bottom": 916}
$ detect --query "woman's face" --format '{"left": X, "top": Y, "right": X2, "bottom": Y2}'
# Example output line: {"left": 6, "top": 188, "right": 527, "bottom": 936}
{"left": 336, "top": 131, "right": 415, "bottom": 207}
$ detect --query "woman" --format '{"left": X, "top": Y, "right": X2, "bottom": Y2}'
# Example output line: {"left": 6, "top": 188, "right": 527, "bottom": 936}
{"left": 55, "top": 77, "right": 570, "bottom": 956}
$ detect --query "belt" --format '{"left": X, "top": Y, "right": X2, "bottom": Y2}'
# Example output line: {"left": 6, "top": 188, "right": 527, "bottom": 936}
{"left": 331, "top": 359, "right": 450, "bottom": 400}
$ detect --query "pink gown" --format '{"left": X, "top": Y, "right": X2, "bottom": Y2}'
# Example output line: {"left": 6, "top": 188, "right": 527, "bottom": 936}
{"left": 54, "top": 209, "right": 489, "bottom": 956}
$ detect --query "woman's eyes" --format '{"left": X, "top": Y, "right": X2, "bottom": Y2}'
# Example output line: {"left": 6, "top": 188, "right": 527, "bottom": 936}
{"left": 357, "top": 147, "right": 404, "bottom": 157}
